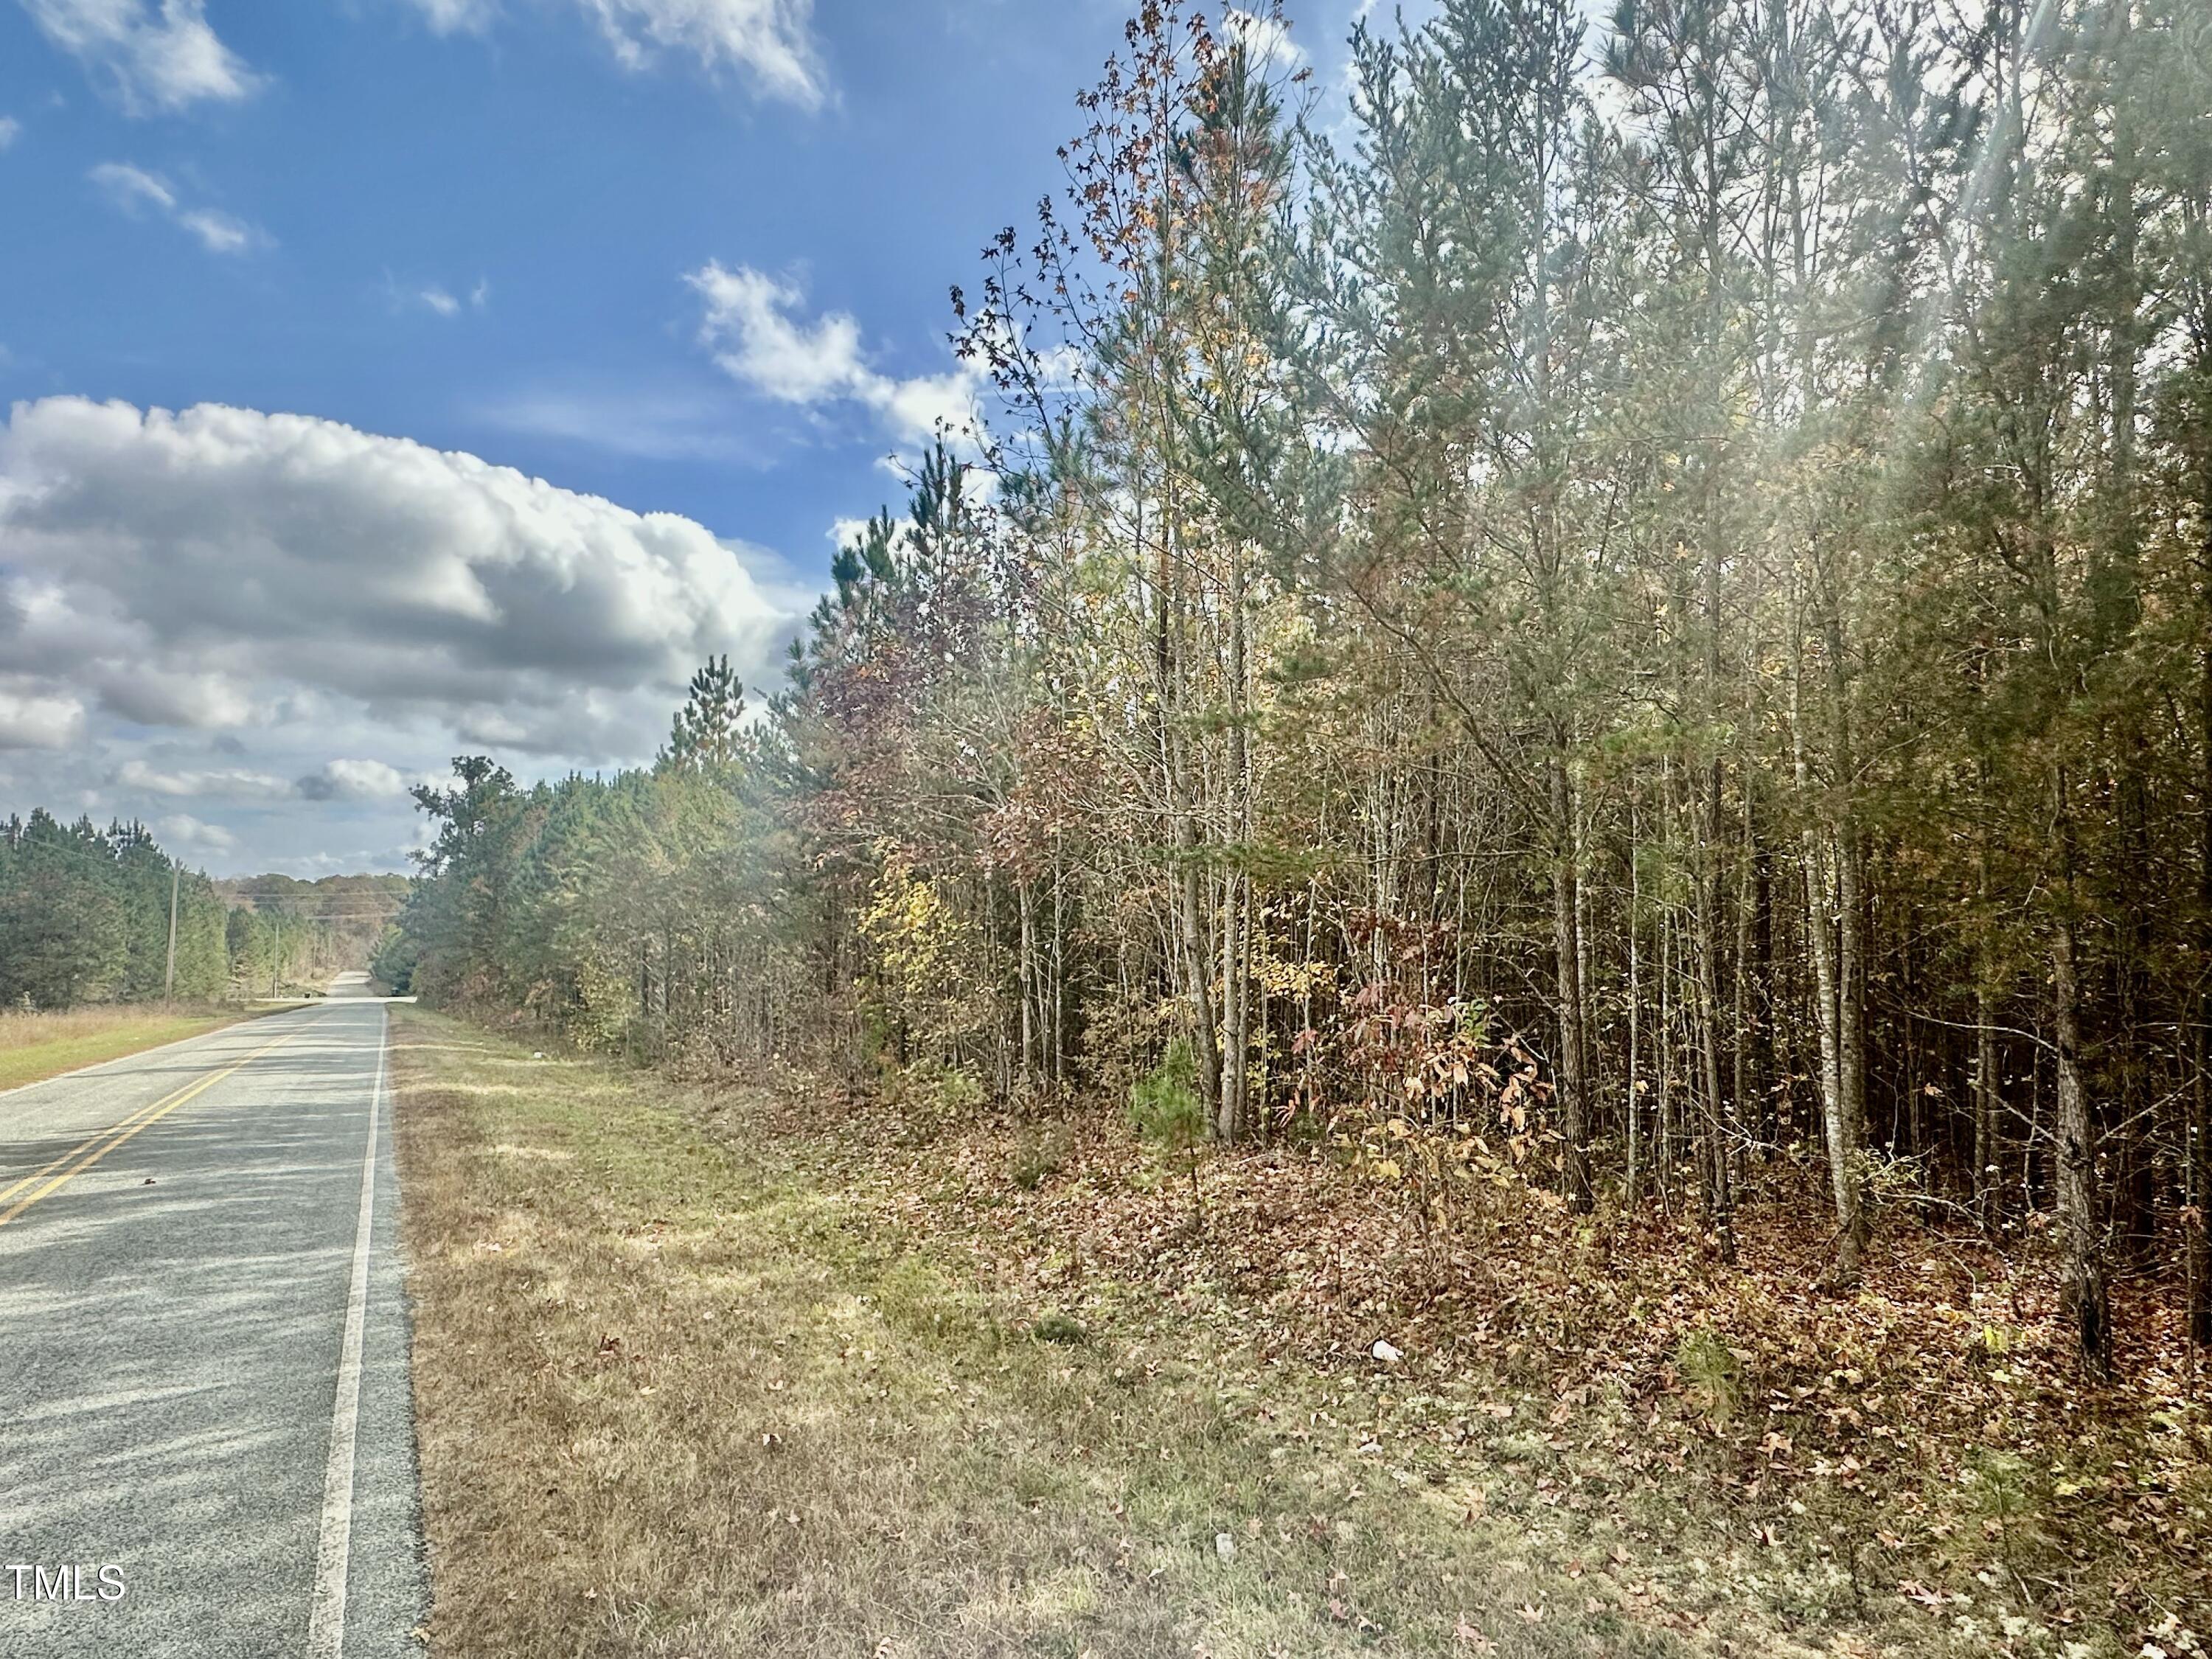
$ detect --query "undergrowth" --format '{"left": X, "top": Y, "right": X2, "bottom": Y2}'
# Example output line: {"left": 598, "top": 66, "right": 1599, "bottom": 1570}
{"left": 758, "top": 1076, "right": 2212, "bottom": 1659}
{"left": 393, "top": 1009, "right": 2209, "bottom": 1658}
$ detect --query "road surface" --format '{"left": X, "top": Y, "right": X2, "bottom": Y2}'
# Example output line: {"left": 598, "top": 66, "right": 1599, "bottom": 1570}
{"left": 0, "top": 979, "right": 427, "bottom": 1657}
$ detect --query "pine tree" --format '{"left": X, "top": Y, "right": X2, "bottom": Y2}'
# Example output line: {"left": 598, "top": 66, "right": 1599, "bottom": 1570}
{"left": 658, "top": 655, "right": 751, "bottom": 777}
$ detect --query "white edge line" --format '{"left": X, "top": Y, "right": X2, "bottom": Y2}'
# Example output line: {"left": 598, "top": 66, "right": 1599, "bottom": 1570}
{"left": 307, "top": 1004, "right": 383, "bottom": 1659}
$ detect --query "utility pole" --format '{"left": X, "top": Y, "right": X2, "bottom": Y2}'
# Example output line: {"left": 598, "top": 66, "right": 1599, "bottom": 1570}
{"left": 271, "top": 918, "right": 281, "bottom": 1001}
{"left": 164, "top": 863, "right": 180, "bottom": 1002}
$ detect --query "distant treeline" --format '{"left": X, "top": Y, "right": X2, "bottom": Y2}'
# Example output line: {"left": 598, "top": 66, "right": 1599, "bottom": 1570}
{"left": 0, "top": 810, "right": 408, "bottom": 1009}
{"left": 216, "top": 870, "right": 414, "bottom": 990}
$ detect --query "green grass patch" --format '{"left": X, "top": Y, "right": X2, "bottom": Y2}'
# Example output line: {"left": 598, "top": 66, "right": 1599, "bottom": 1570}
{"left": 0, "top": 1006, "right": 257, "bottom": 1091}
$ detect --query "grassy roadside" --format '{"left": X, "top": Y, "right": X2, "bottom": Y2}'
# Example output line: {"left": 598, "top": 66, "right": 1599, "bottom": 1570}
{"left": 400, "top": 1006, "right": 2169, "bottom": 1659}
{"left": 0, "top": 1005, "right": 263, "bottom": 1091}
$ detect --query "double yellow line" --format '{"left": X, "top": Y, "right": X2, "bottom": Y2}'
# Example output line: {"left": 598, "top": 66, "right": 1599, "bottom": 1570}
{"left": 0, "top": 1020, "right": 317, "bottom": 1231}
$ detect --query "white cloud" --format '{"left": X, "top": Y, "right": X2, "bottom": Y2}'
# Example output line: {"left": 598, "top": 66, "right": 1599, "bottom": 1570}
{"left": 103, "top": 665, "right": 255, "bottom": 727}
{"left": 476, "top": 386, "right": 753, "bottom": 462}
{"left": 115, "top": 758, "right": 293, "bottom": 798}
{"left": 89, "top": 159, "right": 172, "bottom": 210}
{"left": 0, "top": 116, "right": 21, "bottom": 150}
{"left": 688, "top": 263, "right": 862, "bottom": 404}
{"left": 0, "top": 397, "right": 800, "bottom": 760}
{"left": 18, "top": 0, "right": 260, "bottom": 115}
{"left": 387, "top": 275, "right": 488, "bottom": 319}
{"left": 0, "top": 689, "right": 86, "bottom": 750}
{"left": 176, "top": 206, "right": 251, "bottom": 253}
{"left": 111, "top": 754, "right": 426, "bottom": 803}
{"left": 585, "top": 0, "right": 823, "bottom": 104}
{"left": 91, "top": 161, "right": 262, "bottom": 255}
{"left": 406, "top": 0, "right": 498, "bottom": 32}
{"left": 403, "top": 0, "right": 824, "bottom": 106}
{"left": 686, "top": 262, "right": 981, "bottom": 448}
{"left": 155, "top": 812, "right": 237, "bottom": 854}
{"left": 1224, "top": 8, "right": 1306, "bottom": 71}
{"left": 296, "top": 759, "right": 419, "bottom": 801}
{"left": 3, "top": 398, "right": 812, "bottom": 869}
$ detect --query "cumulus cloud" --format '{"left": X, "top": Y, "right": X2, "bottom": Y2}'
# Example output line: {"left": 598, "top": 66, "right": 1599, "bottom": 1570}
{"left": 115, "top": 758, "right": 293, "bottom": 798}
{"left": 109, "top": 754, "right": 426, "bottom": 804}
{"left": 0, "top": 689, "right": 86, "bottom": 750}
{"left": 0, "top": 116, "right": 20, "bottom": 150}
{"left": 689, "top": 264, "right": 862, "bottom": 403}
{"left": 91, "top": 162, "right": 262, "bottom": 255}
{"left": 403, "top": 0, "right": 824, "bottom": 106}
{"left": 296, "top": 759, "right": 420, "bottom": 801}
{"left": 1223, "top": 8, "right": 1306, "bottom": 70}
{"left": 587, "top": 0, "right": 823, "bottom": 103}
{"left": 0, "top": 397, "right": 801, "bottom": 759}
{"left": 18, "top": 0, "right": 260, "bottom": 114}
{"left": 155, "top": 812, "right": 237, "bottom": 854}
{"left": 686, "top": 262, "right": 981, "bottom": 448}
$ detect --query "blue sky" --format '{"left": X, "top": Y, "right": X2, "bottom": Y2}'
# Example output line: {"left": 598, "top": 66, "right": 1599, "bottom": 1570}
{"left": 0, "top": 0, "right": 1380, "bottom": 873}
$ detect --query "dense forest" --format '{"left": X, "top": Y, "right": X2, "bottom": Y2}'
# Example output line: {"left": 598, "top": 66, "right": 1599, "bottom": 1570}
{"left": 386, "top": 0, "right": 2212, "bottom": 1380}
{"left": 0, "top": 810, "right": 404, "bottom": 1007}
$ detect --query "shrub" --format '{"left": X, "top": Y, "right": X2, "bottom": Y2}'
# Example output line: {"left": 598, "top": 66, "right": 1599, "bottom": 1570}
{"left": 1030, "top": 1310, "right": 1087, "bottom": 1345}
{"left": 1674, "top": 1328, "right": 1744, "bottom": 1433}
{"left": 1130, "top": 1037, "right": 1208, "bottom": 1227}
{"left": 1011, "top": 1123, "right": 1075, "bottom": 1190}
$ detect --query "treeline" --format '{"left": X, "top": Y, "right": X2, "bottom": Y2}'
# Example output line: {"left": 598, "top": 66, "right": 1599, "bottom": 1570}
{"left": 0, "top": 810, "right": 401, "bottom": 1007}
{"left": 389, "top": 0, "right": 2212, "bottom": 1374}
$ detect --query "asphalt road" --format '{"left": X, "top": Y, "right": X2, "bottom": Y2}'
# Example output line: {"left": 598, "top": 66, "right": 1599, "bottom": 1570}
{"left": 0, "top": 980, "right": 427, "bottom": 1657}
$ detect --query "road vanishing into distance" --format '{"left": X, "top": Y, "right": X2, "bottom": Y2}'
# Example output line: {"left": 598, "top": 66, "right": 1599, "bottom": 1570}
{"left": 0, "top": 976, "right": 426, "bottom": 1658}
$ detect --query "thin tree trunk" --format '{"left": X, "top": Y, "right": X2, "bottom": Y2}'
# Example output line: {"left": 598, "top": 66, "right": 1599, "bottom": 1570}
{"left": 1693, "top": 888, "right": 1733, "bottom": 1255}
{"left": 1975, "top": 977, "right": 2003, "bottom": 1233}
{"left": 1551, "top": 751, "right": 1593, "bottom": 1211}
{"left": 1628, "top": 787, "right": 1643, "bottom": 1204}
{"left": 1219, "top": 538, "right": 1253, "bottom": 1142}
{"left": 2193, "top": 465, "right": 2212, "bottom": 1348}
{"left": 1793, "top": 603, "right": 1865, "bottom": 1281}
{"left": 1018, "top": 877, "right": 1037, "bottom": 1089}
{"left": 1826, "top": 607, "right": 1870, "bottom": 1270}
{"left": 1733, "top": 783, "right": 1757, "bottom": 1149}
{"left": 2052, "top": 832, "right": 2112, "bottom": 1376}
{"left": 1155, "top": 485, "right": 1222, "bottom": 1124}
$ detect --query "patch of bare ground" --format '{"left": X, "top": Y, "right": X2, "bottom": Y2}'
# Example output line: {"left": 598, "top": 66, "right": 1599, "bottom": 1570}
{"left": 392, "top": 1011, "right": 2206, "bottom": 1658}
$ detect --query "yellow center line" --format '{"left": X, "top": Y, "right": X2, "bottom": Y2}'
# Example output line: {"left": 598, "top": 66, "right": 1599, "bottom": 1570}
{"left": 0, "top": 1086, "right": 200, "bottom": 1212}
{"left": 0, "top": 1025, "right": 307, "bottom": 1209}
{"left": 0, "top": 1018, "right": 323, "bottom": 1231}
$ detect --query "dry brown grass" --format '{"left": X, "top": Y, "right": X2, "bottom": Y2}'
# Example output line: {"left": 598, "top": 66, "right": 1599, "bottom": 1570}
{"left": 0, "top": 1004, "right": 254, "bottom": 1090}
{"left": 392, "top": 1009, "right": 2186, "bottom": 1659}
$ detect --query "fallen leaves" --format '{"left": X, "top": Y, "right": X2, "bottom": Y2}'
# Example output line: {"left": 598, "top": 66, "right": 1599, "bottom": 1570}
{"left": 649, "top": 1020, "right": 2207, "bottom": 1656}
